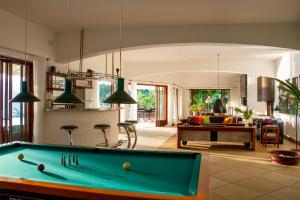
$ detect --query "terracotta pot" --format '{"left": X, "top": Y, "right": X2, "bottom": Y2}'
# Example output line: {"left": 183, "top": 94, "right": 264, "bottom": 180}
{"left": 270, "top": 150, "right": 300, "bottom": 165}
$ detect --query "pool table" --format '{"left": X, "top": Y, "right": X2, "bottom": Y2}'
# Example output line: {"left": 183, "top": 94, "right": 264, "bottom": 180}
{"left": 0, "top": 142, "right": 208, "bottom": 200}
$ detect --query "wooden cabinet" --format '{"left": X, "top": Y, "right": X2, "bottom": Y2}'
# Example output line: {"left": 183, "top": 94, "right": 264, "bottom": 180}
{"left": 46, "top": 72, "right": 66, "bottom": 91}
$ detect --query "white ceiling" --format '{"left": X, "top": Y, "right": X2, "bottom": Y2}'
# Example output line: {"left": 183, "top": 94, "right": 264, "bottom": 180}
{"left": 0, "top": 0, "right": 300, "bottom": 32}
{"left": 122, "top": 44, "right": 292, "bottom": 63}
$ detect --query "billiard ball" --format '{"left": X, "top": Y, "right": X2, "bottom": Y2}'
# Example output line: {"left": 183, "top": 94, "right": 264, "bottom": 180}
{"left": 37, "top": 164, "right": 45, "bottom": 172}
{"left": 18, "top": 154, "right": 24, "bottom": 160}
{"left": 123, "top": 162, "right": 131, "bottom": 170}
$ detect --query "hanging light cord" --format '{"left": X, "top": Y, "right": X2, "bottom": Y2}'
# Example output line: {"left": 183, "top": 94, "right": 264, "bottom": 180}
{"left": 112, "top": 53, "right": 115, "bottom": 78}
{"left": 105, "top": 54, "right": 108, "bottom": 75}
{"left": 67, "top": 0, "right": 72, "bottom": 72}
{"left": 119, "top": 0, "right": 123, "bottom": 77}
{"left": 217, "top": 53, "right": 220, "bottom": 89}
{"left": 79, "top": 28, "right": 84, "bottom": 75}
{"left": 24, "top": 0, "right": 28, "bottom": 69}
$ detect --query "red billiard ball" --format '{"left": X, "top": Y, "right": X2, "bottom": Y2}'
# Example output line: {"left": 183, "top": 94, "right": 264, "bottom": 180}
{"left": 37, "top": 164, "right": 45, "bottom": 172}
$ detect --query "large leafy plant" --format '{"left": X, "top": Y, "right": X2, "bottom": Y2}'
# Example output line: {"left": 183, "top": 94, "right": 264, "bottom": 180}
{"left": 234, "top": 107, "right": 253, "bottom": 120}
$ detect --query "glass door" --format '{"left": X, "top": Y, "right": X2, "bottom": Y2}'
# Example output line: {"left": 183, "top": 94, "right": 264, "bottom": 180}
{"left": 0, "top": 56, "right": 34, "bottom": 143}
{"left": 155, "top": 85, "right": 168, "bottom": 127}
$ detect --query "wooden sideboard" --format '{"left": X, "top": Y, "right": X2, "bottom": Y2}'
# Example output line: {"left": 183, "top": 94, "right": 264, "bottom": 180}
{"left": 177, "top": 125, "right": 256, "bottom": 150}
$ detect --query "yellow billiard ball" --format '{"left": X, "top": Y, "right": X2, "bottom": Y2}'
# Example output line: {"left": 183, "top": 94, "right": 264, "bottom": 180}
{"left": 18, "top": 154, "right": 24, "bottom": 160}
{"left": 123, "top": 162, "right": 131, "bottom": 170}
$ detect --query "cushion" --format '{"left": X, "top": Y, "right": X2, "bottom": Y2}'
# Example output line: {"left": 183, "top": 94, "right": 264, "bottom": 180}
{"left": 202, "top": 116, "right": 210, "bottom": 123}
{"left": 193, "top": 116, "right": 198, "bottom": 123}
{"left": 229, "top": 117, "right": 234, "bottom": 123}
{"left": 193, "top": 116, "right": 203, "bottom": 123}
{"left": 223, "top": 117, "right": 230, "bottom": 123}
{"left": 198, "top": 116, "right": 203, "bottom": 123}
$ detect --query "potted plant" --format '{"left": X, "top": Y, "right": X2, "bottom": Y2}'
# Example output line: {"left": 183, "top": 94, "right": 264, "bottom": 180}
{"left": 234, "top": 107, "right": 253, "bottom": 126}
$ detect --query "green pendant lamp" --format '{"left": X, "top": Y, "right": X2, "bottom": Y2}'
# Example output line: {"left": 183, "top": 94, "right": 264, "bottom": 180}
{"left": 10, "top": 1, "right": 40, "bottom": 103}
{"left": 53, "top": 79, "right": 83, "bottom": 104}
{"left": 212, "top": 53, "right": 226, "bottom": 113}
{"left": 104, "top": 0, "right": 136, "bottom": 105}
{"left": 104, "top": 78, "right": 136, "bottom": 104}
{"left": 11, "top": 81, "right": 40, "bottom": 102}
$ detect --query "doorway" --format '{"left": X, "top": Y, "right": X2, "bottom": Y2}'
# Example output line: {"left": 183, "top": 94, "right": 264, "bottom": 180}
{"left": 137, "top": 84, "right": 168, "bottom": 128}
{"left": 0, "top": 56, "right": 34, "bottom": 143}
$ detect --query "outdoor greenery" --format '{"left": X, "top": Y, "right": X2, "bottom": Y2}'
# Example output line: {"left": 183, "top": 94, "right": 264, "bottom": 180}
{"left": 190, "top": 98, "right": 205, "bottom": 115}
{"left": 191, "top": 89, "right": 230, "bottom": 112}
{"left": 98, "top": 82, "right": 111, "bottom": 108}
{"left": 137, "top": 89, "right": 155, "bottom": 110}
{"left": 278, "top": 79, "right": 298, "bottom": 115}
{"left": 12, "top": 108, "right": 21, "bottom": 118}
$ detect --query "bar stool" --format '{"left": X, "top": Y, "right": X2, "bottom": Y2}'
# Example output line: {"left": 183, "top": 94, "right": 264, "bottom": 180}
{"left": 61, "top": 125, "right": 78, "bottom": 146}
{"left": 118, "top": 122, "right": 133, "bottom": 149}
{"left": 262, "top": 125, "right": 280, "bottom": 148}
{"left": 94, "top": 124, "right": 111, "bottom": 147}
{"left": 125, "top": 120, "right": 138, "bottom": 149}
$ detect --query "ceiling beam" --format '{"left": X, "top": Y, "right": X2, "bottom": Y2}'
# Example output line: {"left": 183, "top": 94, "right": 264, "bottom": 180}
{"left": 55, "top": 22, "right": 300, "bottom": 63}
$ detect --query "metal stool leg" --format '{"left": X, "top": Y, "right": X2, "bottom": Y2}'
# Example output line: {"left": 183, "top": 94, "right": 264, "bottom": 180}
{"left": 68, "top": 130, "right": 73, "bottom": 146}
{"left": 101, "top": 129, "right": 109, "bottom": 147}
{"left": 123, "top": 127, "right": 131, "bottom": 149}
{"left": 131, "top": 125, "right": 138, "bottom": 149}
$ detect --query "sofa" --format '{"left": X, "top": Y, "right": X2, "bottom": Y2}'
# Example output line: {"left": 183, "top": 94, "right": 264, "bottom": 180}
{"left": 186, "top": 115, "right": 243, "bottom": 126}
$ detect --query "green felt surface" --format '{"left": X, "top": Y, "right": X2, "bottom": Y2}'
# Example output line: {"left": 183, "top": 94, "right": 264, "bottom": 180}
{"left": 0, "top": 143, "right": 201, "bottom": 197}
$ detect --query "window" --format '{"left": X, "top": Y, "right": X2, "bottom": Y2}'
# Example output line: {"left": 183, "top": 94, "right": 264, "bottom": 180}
{"left": 98, "top": 80, "right": 112, "bottom": 108}
{"left": 279, "top": 77, "right": 298, "bottom": 114}
{"left": 0, "top": 56, "right": 34, "bottom": 143}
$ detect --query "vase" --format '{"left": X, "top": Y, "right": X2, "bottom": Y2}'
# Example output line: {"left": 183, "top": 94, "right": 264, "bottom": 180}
{"left": 244, "top": 119, "right": 249, "bottom": 127}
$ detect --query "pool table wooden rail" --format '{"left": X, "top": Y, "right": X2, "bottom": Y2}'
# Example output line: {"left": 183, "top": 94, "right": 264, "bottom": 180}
{"left": 0, "top": 143, "right": 209, "bottom": 200}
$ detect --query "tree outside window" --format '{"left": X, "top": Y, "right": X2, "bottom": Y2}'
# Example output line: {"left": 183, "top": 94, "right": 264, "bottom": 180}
{"left": 98, "top": 80, "right": 112, "bottom": 108}
{"left": 137, "top": 89, "right": 155, "bottom": 110}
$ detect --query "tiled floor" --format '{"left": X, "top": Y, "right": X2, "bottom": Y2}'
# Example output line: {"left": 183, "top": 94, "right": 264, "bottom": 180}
{"left": 136, "top": 127, "right": 300, "bottom": 200}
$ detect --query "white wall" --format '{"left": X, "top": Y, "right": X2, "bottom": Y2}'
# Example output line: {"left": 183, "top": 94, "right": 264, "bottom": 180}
{"left": 0, "top": 8, "right": 56, "bottom": 60}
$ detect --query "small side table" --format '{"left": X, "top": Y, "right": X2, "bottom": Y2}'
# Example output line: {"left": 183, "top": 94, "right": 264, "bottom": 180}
{"left": 262, "top": 125, "right": 279, "bottom": 148}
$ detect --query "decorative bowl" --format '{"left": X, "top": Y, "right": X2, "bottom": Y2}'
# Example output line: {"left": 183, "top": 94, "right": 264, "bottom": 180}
{"left": 270, "top": 150, "right": 300, "bottom": 165}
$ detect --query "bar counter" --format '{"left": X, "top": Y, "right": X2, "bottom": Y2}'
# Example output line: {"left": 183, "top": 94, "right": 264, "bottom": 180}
{"left": 43, "top": 108, "right": 119, "bottom": 147}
